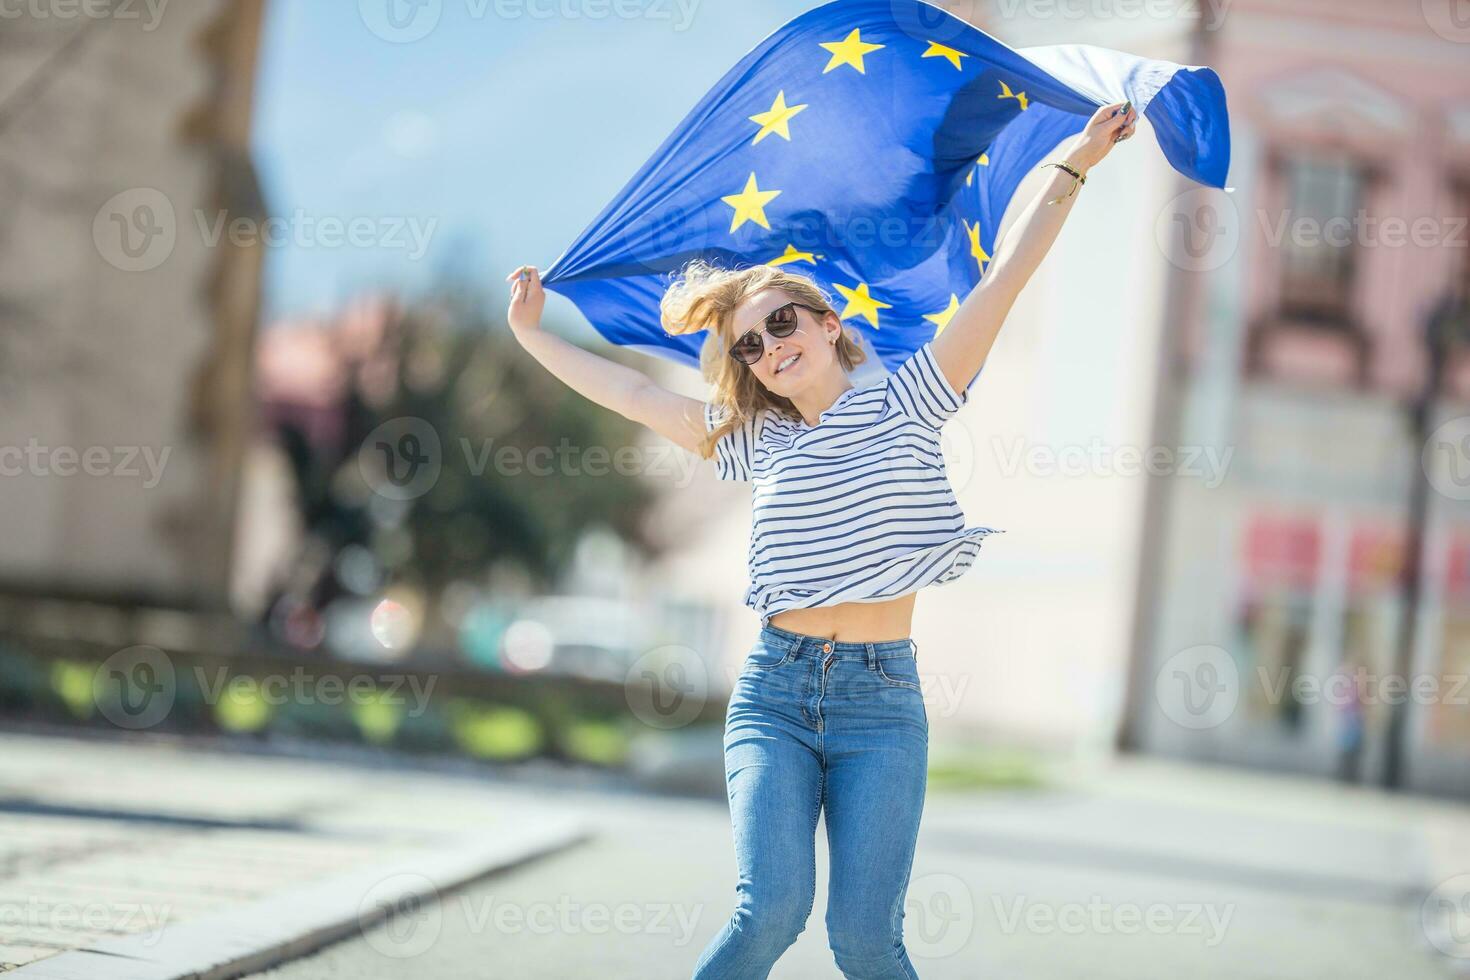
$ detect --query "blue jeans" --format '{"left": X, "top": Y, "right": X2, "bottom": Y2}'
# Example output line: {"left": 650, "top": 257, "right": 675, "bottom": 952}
{"left": 692, "top": 623, "right": 928, "bottom": 979}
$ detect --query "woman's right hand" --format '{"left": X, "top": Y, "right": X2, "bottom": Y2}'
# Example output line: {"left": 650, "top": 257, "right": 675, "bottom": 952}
{"left": 1066, "top": 101, "right": 1136, "bottom": 173}
{"left": 505, "top": 265, "right": 545, "bottom": 337}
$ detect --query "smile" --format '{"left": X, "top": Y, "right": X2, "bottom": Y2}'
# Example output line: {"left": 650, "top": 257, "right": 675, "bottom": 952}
{"left": 774, "top": 353, "right": 801, "bottom": 374}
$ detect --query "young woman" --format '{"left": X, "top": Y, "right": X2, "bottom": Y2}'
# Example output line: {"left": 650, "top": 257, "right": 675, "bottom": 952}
{"left": 508, "top": 100, "right": 1136, "bottom": 979}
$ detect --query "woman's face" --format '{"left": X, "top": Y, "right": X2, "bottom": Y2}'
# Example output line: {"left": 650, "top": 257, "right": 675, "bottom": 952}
{"left": 728, "top": 288, "right": 840, "bottom": 396}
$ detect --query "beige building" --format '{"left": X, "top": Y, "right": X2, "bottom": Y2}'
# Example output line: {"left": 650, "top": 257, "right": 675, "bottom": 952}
{"left": 0, "top": 1, "right": 266, "bottom": 639}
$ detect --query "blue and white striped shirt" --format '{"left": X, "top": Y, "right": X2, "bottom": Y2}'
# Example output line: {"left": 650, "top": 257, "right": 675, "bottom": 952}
{"left": 704, "top": 341, "right": 1002, "bottom": 623}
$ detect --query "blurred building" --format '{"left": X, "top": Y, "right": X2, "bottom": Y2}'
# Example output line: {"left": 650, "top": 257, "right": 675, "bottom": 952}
{"left": 0, "top": 1, "right": 267, "bottom": 643}
{"left": 1122, "top": 0, "right": 1470, "bottom": 795}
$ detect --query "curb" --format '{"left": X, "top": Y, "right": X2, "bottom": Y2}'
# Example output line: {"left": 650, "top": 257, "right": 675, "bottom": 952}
{"left": 10, "top": 815, "right": 589, "bottom": 979}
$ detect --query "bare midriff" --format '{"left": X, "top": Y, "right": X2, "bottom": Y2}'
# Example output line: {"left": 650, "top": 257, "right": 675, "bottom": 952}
{"left": 766, "top": 592, "right": 916, "bottom": 643}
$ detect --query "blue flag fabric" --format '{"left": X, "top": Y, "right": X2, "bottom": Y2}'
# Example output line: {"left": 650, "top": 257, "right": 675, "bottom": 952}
{"left": 543, "top": 0, "right": 1230, "bottom": 372}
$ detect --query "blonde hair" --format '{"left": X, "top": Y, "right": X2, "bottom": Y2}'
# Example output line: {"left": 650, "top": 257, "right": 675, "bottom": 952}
{"left": 660, "top": 260, "right": 866, "bottom": 460}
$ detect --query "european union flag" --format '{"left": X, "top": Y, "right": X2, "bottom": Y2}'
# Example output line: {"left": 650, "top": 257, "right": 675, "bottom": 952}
{"left": 543, "top": 0, "right": 1229, "bottom": 372}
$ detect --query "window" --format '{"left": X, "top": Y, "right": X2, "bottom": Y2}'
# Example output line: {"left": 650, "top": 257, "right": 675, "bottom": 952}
{"left": 1278, "top": 155, "right": 1366, "bottom": 323}
{"left": 1238, "top": 592, "right": 1313, "bottom": 732}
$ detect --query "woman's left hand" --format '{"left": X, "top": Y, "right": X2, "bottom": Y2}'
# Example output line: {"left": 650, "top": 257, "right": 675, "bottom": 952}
{"left": 1066, "top": 101, "right": 1138, "bottom": 173}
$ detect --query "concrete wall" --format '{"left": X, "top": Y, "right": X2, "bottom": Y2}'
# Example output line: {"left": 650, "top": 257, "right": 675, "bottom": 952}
{"left": 0, "top": 0, "right": 266, "bottom": 610}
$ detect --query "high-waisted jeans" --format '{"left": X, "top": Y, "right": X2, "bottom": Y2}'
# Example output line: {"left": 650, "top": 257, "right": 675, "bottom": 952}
{"left": 691, "top": 623, "right": 928, "bottom": 980}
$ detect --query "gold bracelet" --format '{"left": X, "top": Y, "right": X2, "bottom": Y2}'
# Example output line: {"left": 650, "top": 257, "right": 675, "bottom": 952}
{"left": 1042, "top": 161, "right": 1086, "bottom": 205}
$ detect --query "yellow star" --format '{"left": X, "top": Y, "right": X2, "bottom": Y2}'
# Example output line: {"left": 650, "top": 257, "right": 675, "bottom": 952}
{"left": 964, "top": 218, "right": 990, "bottom": 274}
{"left": 767, "top": 243, "right": 818, "bottom": 267}
{"left": 749, "top": 91, "right": 808, "bottom": 144}
{"left": 820, "top": 29, "right": 884, "bottom": 74}
{"left": 965, "top": 152, "right": 990, "bottom": 187}
{"left": 924, "top": 294, "right": 962, "bottom": 335}
{"left": 922, "top": 41, "right": 967, "bottom": 70}
{"left": 720, "top": 173, "right": 782, "bottom": 233}
{"left": 833, "top": 281, "right": 893, "bottom": 328}
{"left": 998, "top": 80, "right": 1029, "bottom": 111}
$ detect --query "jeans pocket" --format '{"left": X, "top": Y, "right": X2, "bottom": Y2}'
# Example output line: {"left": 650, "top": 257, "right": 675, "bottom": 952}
{"left": 876, "top": 653, "right": 922, "bottom": 692}
{"left": 741, "top": 640, "right": 793, "bottom": 674}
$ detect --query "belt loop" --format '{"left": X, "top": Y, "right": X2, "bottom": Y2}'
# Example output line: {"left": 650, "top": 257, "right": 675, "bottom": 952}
{"left": 865, "top": 641, "right": 877, "bottom": 670}
{"left": 911, "top": 639, "right": 919, "bottom": 662}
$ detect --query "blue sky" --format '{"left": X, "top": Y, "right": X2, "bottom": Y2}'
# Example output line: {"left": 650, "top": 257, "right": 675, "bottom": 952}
{"left": 251, "top": 0, "right": 814, "bottom": 326}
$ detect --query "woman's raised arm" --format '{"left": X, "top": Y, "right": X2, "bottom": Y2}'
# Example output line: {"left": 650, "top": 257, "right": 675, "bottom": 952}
{"left": 929, "top": 101, "right": 1137, "bottom": 395}
{"left": 506, "top": 265, "right": 708, "bottom": 456}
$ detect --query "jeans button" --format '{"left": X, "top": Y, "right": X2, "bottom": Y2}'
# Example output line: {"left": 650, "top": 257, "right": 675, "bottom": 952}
{"left": 822, "top": 642, "right": 832, "bottom": 653}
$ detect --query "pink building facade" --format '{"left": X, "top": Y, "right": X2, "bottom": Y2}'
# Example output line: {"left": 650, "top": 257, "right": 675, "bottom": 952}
{"left": 1129, "top": 0, "right": 1470, "bottom": 794}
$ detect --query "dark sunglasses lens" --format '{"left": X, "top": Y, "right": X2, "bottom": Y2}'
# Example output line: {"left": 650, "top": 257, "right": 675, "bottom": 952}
{"left": 766, "top": 304, "right": 800, "bottom": 335}
{"left": 732, "top": 333, "right": 762, "bottom": 363}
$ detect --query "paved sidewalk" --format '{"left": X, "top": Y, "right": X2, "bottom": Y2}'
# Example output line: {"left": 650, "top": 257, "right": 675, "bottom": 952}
{"left": 922, "top": 757, "right": 1453, "bottom": 902}
{"left": 239, "top": 754, "right": 1470, "bottom": 979}
{"left": 915, "top": 759, "right": 1470, "bottom": 978}
{"left": 0, "top": 733, "right": 589, "bottom": 976}
{"left": 4, "top": 733, "right": 1468, "bottom": 978}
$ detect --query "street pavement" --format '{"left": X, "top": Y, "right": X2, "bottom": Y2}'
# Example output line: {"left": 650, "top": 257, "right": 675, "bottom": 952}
{"left": 0, "top": 731, "right": 1464, "bottom": 978}
{"left": 247, "top": 755, "right": 1466, "bottom": 978}
{"left": 0, "top": 732, "right": 588, "bottom": 976}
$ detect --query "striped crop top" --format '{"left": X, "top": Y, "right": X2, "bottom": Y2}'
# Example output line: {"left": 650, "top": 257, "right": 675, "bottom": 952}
{"left": 703, "top": 341, "right": 1002, "bottom": 624}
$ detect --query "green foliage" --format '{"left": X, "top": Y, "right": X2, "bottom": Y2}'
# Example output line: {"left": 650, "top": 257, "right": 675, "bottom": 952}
{"left": 559, "top": 718, "right": 632, "bottom": 765}
{"left": 926, "top": 746, "right": 1047, "bottom": 792}
{"left": 448, "top": 699, "right": 544, "bottom": 760}
{"left": 363, "top": 294, "right": 660, "bottom": 590}
{"left": 268, "top": 286, "right": 668, "bottom": 625}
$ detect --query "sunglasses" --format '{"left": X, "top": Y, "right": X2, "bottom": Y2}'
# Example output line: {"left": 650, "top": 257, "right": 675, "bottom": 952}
{"left": 728, "top": 301, "right": 825, "bottom": 366}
